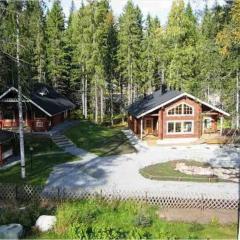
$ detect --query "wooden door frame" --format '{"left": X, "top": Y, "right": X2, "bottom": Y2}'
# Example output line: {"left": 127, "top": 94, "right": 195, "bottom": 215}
{"left": 144, "top": 117, "right": 154, "bottom": 134}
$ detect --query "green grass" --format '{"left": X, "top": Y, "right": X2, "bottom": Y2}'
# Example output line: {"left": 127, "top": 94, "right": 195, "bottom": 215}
{"left": 65, "top": 120, "right": 136, "bottom": 156}
{"left": 28, "top": 199, "right": 236, "bottom": 239}
{"left": 140, "top": 160, "right": 222, "bottom": 182}
{"left": 0, "top": 135, "right": 76, "bottom": 185}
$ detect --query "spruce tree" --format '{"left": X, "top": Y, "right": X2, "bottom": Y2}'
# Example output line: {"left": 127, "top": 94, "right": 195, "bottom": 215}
{"left": 118, "top": 0, "right": 143, "bottom": 106}
{"left": 46, "top": 0, "right": 68, "bottom": 94}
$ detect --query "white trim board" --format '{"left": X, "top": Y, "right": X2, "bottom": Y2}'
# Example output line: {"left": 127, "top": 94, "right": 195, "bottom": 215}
{"left": 0, "top": 87, "right": 52, "bottom": 117}
{"left": 136, "top": 92, "right": 230, "bottom": 118}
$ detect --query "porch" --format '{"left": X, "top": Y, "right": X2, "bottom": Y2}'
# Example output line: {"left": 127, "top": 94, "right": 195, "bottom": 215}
{"left": 135, "top": 113, "right": 224, "bottom": 140}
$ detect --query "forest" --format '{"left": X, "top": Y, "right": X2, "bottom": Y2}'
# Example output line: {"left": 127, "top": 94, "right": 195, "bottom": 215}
{"left": 0, "top": 0, "right": 239, "bottom": 125}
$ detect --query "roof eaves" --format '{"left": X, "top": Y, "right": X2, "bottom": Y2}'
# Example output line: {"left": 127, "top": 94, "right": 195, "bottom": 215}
{"left": 0, "top": 87, "right": 18, "bottom": 100}
{"left": 136, "top": 92, "right": 230, "bottom": 118}
{"left": 0, "top": 87, "right": 52, "bottom": 117}
{"left": 136, "top": 93, "right": 185, "bottom": 118}
{"left": 184, "top": 93, "right": 230, "bottom": 117}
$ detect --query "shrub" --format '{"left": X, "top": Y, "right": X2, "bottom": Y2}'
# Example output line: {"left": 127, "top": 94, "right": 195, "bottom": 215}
{"left": 188, "top": 222, "right": 204, "bottom": 232}
{"left": 78, "top": 208, "right": 100, "bottom": 224}
{"left": 134, "top": 213, "right": 153, "bottom": 228}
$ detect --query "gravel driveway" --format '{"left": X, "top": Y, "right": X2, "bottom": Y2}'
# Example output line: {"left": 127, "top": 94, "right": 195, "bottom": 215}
{"left": 46, "top": 143, "right": 240, "bottom": 199}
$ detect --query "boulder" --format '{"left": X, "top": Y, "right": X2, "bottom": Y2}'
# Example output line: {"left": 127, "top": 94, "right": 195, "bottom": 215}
{"left": 0, "top": 224, "right": 23, "bottom": 239}
{"left": 35, "top": 215, "right": 56, "bottom": 232}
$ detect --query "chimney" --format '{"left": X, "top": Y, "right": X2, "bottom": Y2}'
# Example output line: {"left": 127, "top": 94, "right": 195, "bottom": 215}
{"left": 161, "top": 84, "right": 168, "bottom": 94}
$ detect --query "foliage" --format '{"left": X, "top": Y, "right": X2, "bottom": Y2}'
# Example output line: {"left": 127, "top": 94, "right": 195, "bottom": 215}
{"left": 28, "top": 199, "right": 237, "bottom": 239}
{"left": 0, "top": 201, "right": 52, "bottom": 229}
{"left": 0, "top": 0, "right": 239, "bottom": 124}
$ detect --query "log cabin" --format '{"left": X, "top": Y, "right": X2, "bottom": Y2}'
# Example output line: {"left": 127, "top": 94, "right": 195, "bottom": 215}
{"left": 0, "top": 84, "right": 75, "bottom": 132}
{"left": 128, "top": 89, "right": 230, "bottom": 140}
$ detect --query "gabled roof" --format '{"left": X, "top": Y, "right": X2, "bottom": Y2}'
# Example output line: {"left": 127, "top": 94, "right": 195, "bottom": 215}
{"left": 128, "top": 89, "right": 230, "bottom": 118}
{"left": 0, "top": 84, "right": 75, "bottom": 117}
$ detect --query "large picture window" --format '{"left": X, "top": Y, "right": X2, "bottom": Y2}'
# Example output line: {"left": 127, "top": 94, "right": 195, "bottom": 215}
{"left": 167, "top": 121, "right": 193, "bottom": 134}
{"left": 168, "top": 103, "right": 193, "bottom": 116}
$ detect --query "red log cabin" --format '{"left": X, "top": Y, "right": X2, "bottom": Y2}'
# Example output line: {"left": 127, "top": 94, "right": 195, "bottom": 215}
{"left": 128, "top": 89, "right": 230, "bottom": 140}
{"left": 0, "top": 84, "right": 75, "bottom": 132}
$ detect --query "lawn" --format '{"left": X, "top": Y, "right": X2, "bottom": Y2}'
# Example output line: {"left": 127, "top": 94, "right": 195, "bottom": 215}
{"left": 0, "top": 135, "right": 76, "bottom": 185}
{"left": 65, "top": 121, "right": 136, "bottom": 156}
{"left": 140, "top": 160, "right": 222, "bottom": 182}
{"left": 28, "top": 199, "right": 236, "bottom": 239}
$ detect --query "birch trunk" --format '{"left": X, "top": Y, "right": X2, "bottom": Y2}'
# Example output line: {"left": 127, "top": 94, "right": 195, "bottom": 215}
{"left": 84, "top": 76, "right": 88, "bottom": 119}
{"left": 95, "top": 80, "right": 98, "bottom": 123}
{"left": 110, "top": 85, "right": 114, "bottom": 126}
{"left": 82, "top": 66, "right": 85, "bottom": 116}
{"left": 100, "top": 87, "right": 103, "bottom": 123}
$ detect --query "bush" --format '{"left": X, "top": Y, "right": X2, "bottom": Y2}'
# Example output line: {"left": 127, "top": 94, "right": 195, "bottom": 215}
{"left": 0, "top": 201, "right": 53, "bottom": 229}
{"left": 134, "top": 213, "right": 153, "bottom": 228}
{"left": 70, "top": 109, "right": 84, "bottom": 120}
{"left": 188, "top": 222, "right": 204, "bottom": 232}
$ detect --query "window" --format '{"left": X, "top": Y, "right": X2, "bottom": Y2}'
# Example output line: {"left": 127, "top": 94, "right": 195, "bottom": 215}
{"left": 168, "top": 103, "right": 193, "bottom": 116}
{"left": 175, "top": 122, "right": 181, "bottom": 132}
{"left": 168, "top": 122, "right": 174, "bottom": 133}
{"left": 168, "top": 108, "right": 175, "bottom": 115}
{"left": 183, "top": 121, "right": 193, "bottom": 133}
{"left": 175, "top": 105, "right": 182, "bottom": 115}
{"left": 183, "top": 104, "right": 193, "bottom": 115}
{"left": 167, "top": 121, "right": 193, "bottom": 134}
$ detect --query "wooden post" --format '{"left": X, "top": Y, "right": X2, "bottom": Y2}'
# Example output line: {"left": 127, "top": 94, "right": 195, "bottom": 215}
{"left": 140, "top": 118, "right": 143, "bottom": 140}
{"left": 220, "top": 116, "right": 223, "bottom": 136}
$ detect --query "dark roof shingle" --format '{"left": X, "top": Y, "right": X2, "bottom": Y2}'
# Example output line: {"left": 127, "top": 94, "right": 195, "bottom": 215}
{"left": 30, "top": 83, "right": 75, "bottom": 116}
{"left": 128, "top": 90, "right": 183, "bottom": 117}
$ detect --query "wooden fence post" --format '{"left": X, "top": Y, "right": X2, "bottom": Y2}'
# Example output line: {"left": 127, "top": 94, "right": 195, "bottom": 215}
{"left": 15, "top": 185, "right": 17, "bottom": 201}
{"left": 201, "top": 194, "right": 204, "bottom": 211}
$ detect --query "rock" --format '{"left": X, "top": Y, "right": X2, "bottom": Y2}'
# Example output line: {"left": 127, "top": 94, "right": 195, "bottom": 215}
{"left": 35, "top": 215, "right": 56, "bottom": 232}
{"left": 0, "top": 224, "right": 23, "bottom": 239}
{"left": 175, "top": 162, "right": 239, "bottom": 182}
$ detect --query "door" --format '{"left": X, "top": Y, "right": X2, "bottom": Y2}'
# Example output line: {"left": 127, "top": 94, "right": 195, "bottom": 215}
{"left": 144, "top": 118, "right": 153, "bottom": 134}
{"left": 203, "top": 117, "right": 212, "bottom": 133}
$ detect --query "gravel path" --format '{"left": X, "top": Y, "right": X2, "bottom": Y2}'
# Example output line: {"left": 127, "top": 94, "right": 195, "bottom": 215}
{"left": 46, "top": 130, "right": 240, "bottom": 199}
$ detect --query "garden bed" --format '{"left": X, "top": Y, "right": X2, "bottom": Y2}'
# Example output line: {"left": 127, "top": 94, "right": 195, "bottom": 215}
{"left": 139, "top": 160, "right": 225, "bottom": 182}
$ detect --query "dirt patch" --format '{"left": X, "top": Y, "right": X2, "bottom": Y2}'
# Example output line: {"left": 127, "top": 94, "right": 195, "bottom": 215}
{"left": 159, "top": 208, "right": 237, "bottom": 224}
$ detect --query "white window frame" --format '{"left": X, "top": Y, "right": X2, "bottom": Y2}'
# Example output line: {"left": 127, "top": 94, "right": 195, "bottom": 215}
{"left": 167, "top": 120, "right": 194, "bottom": 135}
{"left": 167, "top": 103, "right": 194, "bottom": 116}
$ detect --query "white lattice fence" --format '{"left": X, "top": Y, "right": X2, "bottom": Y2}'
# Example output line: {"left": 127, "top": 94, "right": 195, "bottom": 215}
{"left": 0, "top": 184, "right": 239, "bottom": 210}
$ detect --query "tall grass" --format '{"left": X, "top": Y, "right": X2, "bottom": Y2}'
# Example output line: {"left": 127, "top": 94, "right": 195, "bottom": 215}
{"left": 31, "top": 199, "right": 236, "bottom": 239}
